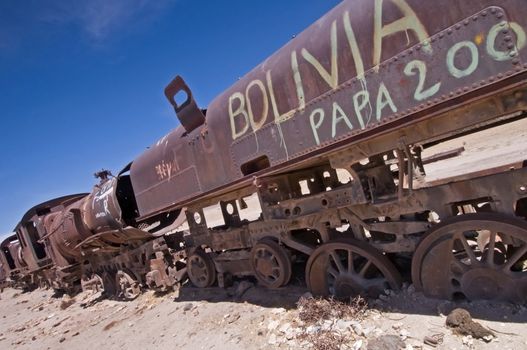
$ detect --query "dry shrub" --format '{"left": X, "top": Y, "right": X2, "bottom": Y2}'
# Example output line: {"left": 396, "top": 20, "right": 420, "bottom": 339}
{"left": 297, "top": 296, "right": 368, "bottom": 325}
{"left": 298, "top": 330, "right": 347, "bottom": 350}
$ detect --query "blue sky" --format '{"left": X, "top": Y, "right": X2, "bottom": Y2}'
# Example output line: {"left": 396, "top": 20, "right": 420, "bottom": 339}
{"left": 0, "top": 0, "right": 340, "bottom": 236}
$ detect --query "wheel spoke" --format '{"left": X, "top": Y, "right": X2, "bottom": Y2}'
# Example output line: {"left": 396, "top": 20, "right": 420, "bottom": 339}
{"left": 456, "top": 233, "right": 478, "bottom": 265}
{"left": 327, "top": 267, "right": 339, "bottom": 278}
{"left": 485, "top": 231, "right": 497, "bottom": 266}
{"left": 503, "top": 244, "right": 527, "bottom": 271}
{"left": 330, "top": 252, "right": 345, "bottom": 273}
{"left": 359, "top": 260, "right": 372, "bottom": 277}
{"left": 348, "top": 250, "right": 354, "bottom": 273}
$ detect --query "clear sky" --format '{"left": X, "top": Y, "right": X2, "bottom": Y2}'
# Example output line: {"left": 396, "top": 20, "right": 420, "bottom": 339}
{"left": 0, "top": 0, "right": 340, "bottom": 237}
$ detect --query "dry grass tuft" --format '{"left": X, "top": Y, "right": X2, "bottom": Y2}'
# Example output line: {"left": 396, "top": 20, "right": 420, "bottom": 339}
{"left": 298, "top": 330, "right": 348, "bottom": 350}
{"left": 297, "top": 296, "right": 368, "bottom": 325}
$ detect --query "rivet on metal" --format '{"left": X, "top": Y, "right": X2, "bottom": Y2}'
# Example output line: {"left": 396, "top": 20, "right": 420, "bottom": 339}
{"left": 464, "top": 20, "right": 469, "bottom": 26}
{"left": 512, "top": 58, "right": 520, "bottom": 65}
{"left": 472, "top": 15, "right": 478, "bottom": 21}
{"left": 447, "top": 29, "right": 453, "bottom": 35}
{"left": 456, "top": 24, "right": 462, "bottom": 30}
{"left": 496, "top": 12, "right": 504, "bottom": 19}
{"left": 482, "top": 10, "right": 488, "bottom": 16}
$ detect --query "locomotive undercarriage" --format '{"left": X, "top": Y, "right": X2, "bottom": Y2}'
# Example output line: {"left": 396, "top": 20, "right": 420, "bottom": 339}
{"left": 182, "top": 84, "right": 527, "bottom": 303}
{"left": 80, "top": 235, "right": 187, "bottom": 299}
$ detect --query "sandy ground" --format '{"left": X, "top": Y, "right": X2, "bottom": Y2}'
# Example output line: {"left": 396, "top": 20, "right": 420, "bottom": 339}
{"left": 1, "top": 281, "right": 526, "bottom": 350}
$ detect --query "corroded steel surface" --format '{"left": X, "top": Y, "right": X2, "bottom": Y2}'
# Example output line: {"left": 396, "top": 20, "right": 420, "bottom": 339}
{"left": 131, "top": 0, "right": 527, "bottom": 219}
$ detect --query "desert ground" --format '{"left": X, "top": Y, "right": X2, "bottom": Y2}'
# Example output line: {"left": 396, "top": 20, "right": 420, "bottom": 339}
{"left": 1, "top": 281, "right": 526, "bottom": 350}
{"left": 1, "top": 118, "right": 527, "bottom": 350}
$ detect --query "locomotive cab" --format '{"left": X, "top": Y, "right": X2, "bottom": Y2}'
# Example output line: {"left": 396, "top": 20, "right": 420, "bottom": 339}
{"left": 0, "top": 234, "right": 19, "bottom": 272}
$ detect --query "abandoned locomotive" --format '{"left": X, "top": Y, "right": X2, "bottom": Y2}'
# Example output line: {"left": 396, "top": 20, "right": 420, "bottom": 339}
{"left": 2, "top": 0, "right": 527, "bottom": 303}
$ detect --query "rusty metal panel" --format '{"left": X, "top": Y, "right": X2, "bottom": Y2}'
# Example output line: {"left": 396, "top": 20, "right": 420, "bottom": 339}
{"left": 227, "top": 6, "right": 525, "bottom": 170}
{"left": 134, "top": 165, "right": 202, "bottom": 216}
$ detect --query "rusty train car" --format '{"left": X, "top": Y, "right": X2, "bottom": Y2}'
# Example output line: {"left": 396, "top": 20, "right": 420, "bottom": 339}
{"left": 2, "top": 0, "right": 527, "bottom": 302}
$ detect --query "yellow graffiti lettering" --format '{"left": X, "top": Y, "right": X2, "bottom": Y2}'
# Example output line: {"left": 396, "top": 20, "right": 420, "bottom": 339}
{"left": 228, "top": 92, "right": 250, "bottom": 140}
{"left": 353, "top": 90, "right": 370, "bottom": 129}
{"left": 487, "top": 21, "right": 527, "bottom": 61}
{"left": 374, "top": 0, "right": 431, "bottom": 67}
{"left": 309, "top": 108, "right": 325, "bottom": 145}
{"left": 376, "top": 82, "right": 397, "bottom": 120}
{"left": 291, "top": 51, "right": 306, "bottom": 111}
{"left": 301, "top": 20, "right": 339, "bottom": 89}
{"left": 404, "top": 59, "right": 441, "bottom": 101}
{"left": 246, "top": 79, "right": 269, "bottom": 132}
{"left": 331, "top": 101, "right": 353, "bottom": 137}
{"left": 343, "top": 11, "right": 365, "bottom": 78}
{"left": 447, "top": 41, "right": 479, "bottom": 78}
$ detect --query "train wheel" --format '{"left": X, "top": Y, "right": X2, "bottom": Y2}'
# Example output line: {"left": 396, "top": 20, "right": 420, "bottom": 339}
{"left": 187, "top": 249, "right": 216, "bottom": 288}
{"left": 306, "top": 239, "right": 401, "bottom": 299}
{"left": 251, "top": 239, "right": 292, "bottom": 288}
{"left": 81, "top": 273, "right": 105, "bottom": 293}
{"left": 116, "top": 270, "right": 141, "bottom": 300}
{"left": 412, "top": 213, "right": 527, "bottom": 303}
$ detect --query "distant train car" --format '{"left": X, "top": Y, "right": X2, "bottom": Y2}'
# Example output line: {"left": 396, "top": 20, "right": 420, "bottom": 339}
{"left": 0, "top": 234, "right": 26, "bottom": 288}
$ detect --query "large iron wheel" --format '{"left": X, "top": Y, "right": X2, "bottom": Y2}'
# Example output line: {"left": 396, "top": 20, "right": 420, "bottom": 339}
{"left": 412, "top": 213, "right": 527, "bottom": 303}
{"left": 187, "top": 249, "right": 216, "bottom": 288}
{"left": 306, "top": 238, "right": 401, "bottom": 299}
{"left": 251, "top": 238, "right": 292, "bottom": 288}
{"left": 116, "top": 270, "right": 141, "bottom": 300}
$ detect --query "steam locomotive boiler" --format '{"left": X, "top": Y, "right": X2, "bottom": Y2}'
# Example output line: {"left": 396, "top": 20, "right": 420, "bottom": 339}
{"left": 3, "top": 0, "right": 527, "bottom": 303}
